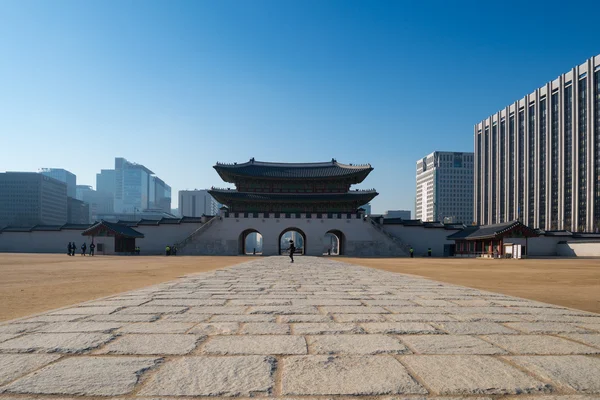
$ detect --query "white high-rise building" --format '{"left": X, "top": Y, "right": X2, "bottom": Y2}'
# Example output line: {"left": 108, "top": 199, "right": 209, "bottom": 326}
{"left": 40, "top": 168, "right": 76, "bottom": 198}
{"left": 475, "top": 54, "right": 600, "bottom": 232}
{"left": 179, "top": 190, "right": 220, "bottom": 217}
{"left": 416, "top": 151, "right": 474, "bottom": 223}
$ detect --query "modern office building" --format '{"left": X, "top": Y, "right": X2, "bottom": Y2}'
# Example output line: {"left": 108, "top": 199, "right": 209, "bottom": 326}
{"left": 416, "top": 151, "right": 474, "bottom": 223}
{"left": 474, "top": 54, "right": 600, "bottom": 232}
{"left": 67, "top": 197, "right": 90, "bottom": 224}
{"left": 179, "top": 190, "right": 220, "bottom": 217}
{"left": 0, "top": 172, "right": 68, "bottom": 226}
{"left": 384, "top": 210, "right": 411, "bottom": 219}
{"left": 96, "top": 169, "right": 116, "bottom": 196}
{"left": 150, "top": 176, "right": 172, "bottom": 213}
{"left": 75, "top": 185, "right": 113, "bottom": 221}
{"left": 40, "top": 168, "right": 76, "bottom": 198}
{"left": 113, "top": 157, "right": 153, "bottom": 214}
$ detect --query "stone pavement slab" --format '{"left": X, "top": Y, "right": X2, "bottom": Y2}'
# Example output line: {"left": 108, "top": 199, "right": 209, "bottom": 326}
{"left": 0, "top": 354, "right": 60, "bottom": 386}
{"left": 507, "top": 356, "right": 600, "bottom": 393}
{"left": 138, "top": 356, "right": 275, "bottom": 396}
{"left": 2, "top": 356, "right": 159, "bottom": 396}
{"left": 401, "top": 355, "right": 551, "bottom": 394}
{"left": 1, "top": 256, "right": 600, "bottom": 399}
{"left": 281, "top": 355, "right": 427, "bottom": 395}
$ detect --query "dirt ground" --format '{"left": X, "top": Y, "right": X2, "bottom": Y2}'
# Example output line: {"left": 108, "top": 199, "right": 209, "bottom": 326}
{"left": 341, "top": 257, "right": 600, "bottom": 314}
{"left": 0, "top": 254, "right": 252, "bottom": 322}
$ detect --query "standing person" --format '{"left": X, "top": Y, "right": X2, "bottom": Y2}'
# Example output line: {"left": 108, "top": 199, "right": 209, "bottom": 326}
{"left": 165, "top": 245, "right": 170, "bottom": 256}
{"left": 71, "top": 242, "right": 76, "bottom": 256}
{"left": 172, "top": 245, "right": 177, "bottom": 256}
{"left": 67, "top": 242, "right": 72, "bottom": 256}
{"left": 428, "top": 247, "right": 432, "bottom": 257}
{"left": 409, "top": 246, "right": 414, "bottom": 258}
{"left": 81, "top": 242, "right": 87, "bottom": 256}
{"left": 89, "top": 242, "right": 95, "bottom": 256}
{"left": 288, "top": 240, "right": 296, "bottom": 263}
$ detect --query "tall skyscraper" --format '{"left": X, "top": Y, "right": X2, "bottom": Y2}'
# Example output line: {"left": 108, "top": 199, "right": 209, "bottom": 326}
{"left": 150, "top": 176, "right": 172, "bottom": 212}
{"left": 113, "top": 157, "right": 153, "bottom": 214}
{"left": 96, "top": 169, "right": 116, "bottom": 196}
{"left": 474, "top": 54, "right": 600, "bottom": 232}
{"left": 0, "top": 172, "right": 68, "bottom": 226}
{"left": 415, "top": 152, "right": 474, "bottom": 223}
{"left": 179, "top": 190, "right": 220, "bottom": 217}
{"left": 40, "top": 168, "right": 76, "bottom": 198}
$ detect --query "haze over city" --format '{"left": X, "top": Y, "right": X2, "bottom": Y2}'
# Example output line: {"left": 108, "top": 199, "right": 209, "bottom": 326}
{"left": 1, "top": 0, "right": 599, "bottom": 213}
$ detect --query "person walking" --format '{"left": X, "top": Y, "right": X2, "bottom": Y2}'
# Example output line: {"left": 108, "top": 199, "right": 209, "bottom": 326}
{"left": 288, "top": 240, "right": 296, "bottom": 263}
{"left": 165, "top": 245, "right": 171, "bottom": 256}
{"left": 89, "top": 242, "right": 95, "bottom": 256}
{"left": 409, "top": 246, "right": 414, "bottom": 258}
{"left": 81, "top": 242, "right": 87, "bottom": 256}
{"left": 67, "top": 242, "right": 72, "bottom": 256}
{"left": 428, "top": 247, "right": 432, "bottom": 257}
{"left": 71, "top": 242, "right": 76, "bottom": 256}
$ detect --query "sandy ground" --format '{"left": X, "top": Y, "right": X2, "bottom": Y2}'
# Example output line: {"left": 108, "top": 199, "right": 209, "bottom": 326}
{"left": 341, "top": 257, "right": 600, "bottom": 314}
{"left": 0, "top": 254, "right": 252, "bottom": 322}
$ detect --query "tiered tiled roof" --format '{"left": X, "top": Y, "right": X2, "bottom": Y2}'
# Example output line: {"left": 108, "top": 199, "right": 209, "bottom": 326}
{"left": 446, "top": 221, "right": 538, "bottom": 241}
{"left": 214, "top": 158, "right": 373, "bottom": 183}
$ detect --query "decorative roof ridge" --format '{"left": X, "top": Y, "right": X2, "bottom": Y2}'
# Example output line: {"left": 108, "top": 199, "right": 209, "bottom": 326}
{"left": 215, "top": 158, "right": 372, "bottom": 169}
{"left": 209, "top": 187, "right": 378, "bottom": 193}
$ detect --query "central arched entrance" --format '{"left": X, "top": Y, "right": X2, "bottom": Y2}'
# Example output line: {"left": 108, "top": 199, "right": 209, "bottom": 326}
{"left": 278, "top": 227, "right": 306, "bottom": 255}
{"left": 239, "top": 229, "right": 263, "bottom": 255}
{"left": 324, "top": 229, "right": 345, "bottom": 255}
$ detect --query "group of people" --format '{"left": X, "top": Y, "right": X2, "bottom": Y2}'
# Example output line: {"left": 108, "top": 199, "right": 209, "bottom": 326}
{"left": 408, "top": 246, "right": 433, "bottom": 258}
{"left": 165, "top": 245, "right": 177, "bottom": 256}
{"left": 67, "top": 242, "right": 95, "bottom": 256}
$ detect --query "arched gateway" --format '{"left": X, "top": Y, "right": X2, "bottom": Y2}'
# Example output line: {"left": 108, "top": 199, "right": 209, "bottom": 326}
{"left": 209, "top": 158, "right": 378, "bottom": 256}
{"left": 279, "top": 227, "right": 306, "bottom": 255}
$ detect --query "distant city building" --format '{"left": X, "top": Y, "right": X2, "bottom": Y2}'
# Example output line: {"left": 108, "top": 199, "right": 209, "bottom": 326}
{"left": 67, "top": 197, "right": 90, "bottom": 224}
{"left": 360, "top": 203, "right": 372, "bottom": 215}
{"left": 150, "top": 176, "right": 172, "bottom": 213}
{"left": 40, "top": 168, "right": 76, "bottom": 198}
{"left": 75, "top": 185, "right": 113, "bottom": 222}
{"left": 179, "top": 190, "right": 220, "bottom": 217}
{"left": 475, "top": 54, "right": 600, "bottom": 232}
{"left": 96, "top": 169, "right": 116, "bottom": 197}
{"left": 416, "top": 151, "right": 474, "bottom": 223}
{"left": 113, "top": 157, "right": 153, "bottom": 214}
{"left": 76, "top": 185, "right": 93, "bottom": 201}
{"left": 384, "top": 210, "right": 411, "bottom": 219}
{"left": 0, "top": 172, "right": 67, "bottom": 226}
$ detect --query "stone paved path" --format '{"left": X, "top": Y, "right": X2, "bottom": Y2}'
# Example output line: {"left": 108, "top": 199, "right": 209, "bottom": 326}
{"left": 1, "top": 257, "right": 599, "bottom": 399}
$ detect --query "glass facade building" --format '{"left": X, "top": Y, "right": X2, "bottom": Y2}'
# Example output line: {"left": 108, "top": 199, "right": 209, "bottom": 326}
{"left": 474, "top": 54, "right": 600, "bottom": 232}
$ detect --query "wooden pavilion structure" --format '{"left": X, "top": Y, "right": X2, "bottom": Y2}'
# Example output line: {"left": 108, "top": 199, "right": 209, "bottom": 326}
{"left": 447, "top": 221, "right": 538, "bottom": 257}
{"left": 82, "top": 220, "right": 144, "bottom": 254}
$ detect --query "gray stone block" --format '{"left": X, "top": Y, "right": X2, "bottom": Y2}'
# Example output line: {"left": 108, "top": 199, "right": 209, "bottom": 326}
{"left": 559, "top": 334, "right": 600, "bottom": 349}
{"left": 0, "top": 323, "right": 45, "bottom": 335}
{"left": 281, "top": 355, "right": 426, "bottom": 395}
{"left": 334, "top": 313, "right": 388, "bottom": 322}
{"left": 116, "top": 306, "right": 187, "bottom": 315}
{"left": 161, "top": 314, "right": 211, "bottom": 323}
{"left": 279, "top": 315, "right": 333, "bottom": 323}
{"left": 187, "top": 306, "right": 247, "bottom": 314}
{"left": 482, "top": 335, "right": 600, "bottom": 355}
{"left": 211, "top": 314, "right": 276, "bottom": 322}
{"left": 401, "top": 355, "right": 550, "bottom": 395}
{"left": 49, "top": 306, "right": 121, "bottom": 315}
{"left": 34, "top": 322, "right": 123, "bottom": 333}
{"left": 308, "top": 334, "right": 409, "bottom": 354}
{"left": 81, "top": 314, "right": 159, "bottom": 323}
{"left": 138, "top": 356, "right": 275, "bottom": 396}
{"left": 203, "top": 335, "right": 306, "bottom": 355}
{"left": 95, "top": 334, "right": 202, "bottom": 355}
{"left": 400, "top": 335, "right": 506, "bottom": 354}
{"left": 118, "top": 322, "right": 195, "bottom": 334}
{"left": 505, "top": 322, "right": 595, "bottom": 334}
{"left": 293, "top": 323, "right": 364, "bottom": 335}
{"left": 321, "top": 306, "right": 389, "bottom": 314}
{"left": 434, "top": 322, "right": 519, "bottom": 335}
{"left": 239, "top": 323, "right": 290, "bottom": 335}
{"left": 361, "top": 322, "right": 440, "bottom": 334}
{"left": 508, "top": 355, "right": 600, "bottom": 393}
{"left": 386, "top": 314, "right": 458, "bottom": 322}
{"left": 0, "top": 354, "right": 61, "bottom": 386}
{"left": 0, "top": 334, "right": 20, "bottom": 343}
{"left": 0, "top": 333, "right": 114, "bottom": 353}
{"left": 249, "top": 306, "right": 320, "bottom": 315}
{"left": 187, "top": 323, "right": 239, "bottom": 335}
{"left": 2, "top": 356, "right": 159, "bottom": 396}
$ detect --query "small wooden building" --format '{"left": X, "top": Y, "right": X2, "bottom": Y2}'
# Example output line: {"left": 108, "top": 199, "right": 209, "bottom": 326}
{"left": 82, "top": 220, "right": 144, "bottom": 254}
{"left": 447, "top": 221, "right": 538, "bottom": 257}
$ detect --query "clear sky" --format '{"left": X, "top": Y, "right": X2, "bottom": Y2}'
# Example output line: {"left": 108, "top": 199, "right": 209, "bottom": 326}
{"left": 1, "top": 0, "right": 599, "bottom": 213}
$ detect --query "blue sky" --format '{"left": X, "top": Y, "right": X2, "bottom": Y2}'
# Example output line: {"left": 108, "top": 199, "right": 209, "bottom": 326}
{"left": 1, "top": 0, "right": 599, "bottom": 213}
